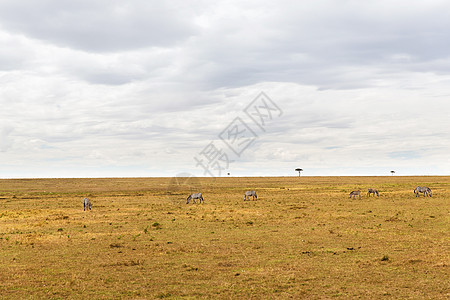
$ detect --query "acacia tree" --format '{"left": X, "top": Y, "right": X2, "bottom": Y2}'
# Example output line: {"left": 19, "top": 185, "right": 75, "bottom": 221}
{"left": 390, "top": 170, "right": 396, "bottom": 176}
{"left": 295, "top": 168, "right": 303, "bottom": 177}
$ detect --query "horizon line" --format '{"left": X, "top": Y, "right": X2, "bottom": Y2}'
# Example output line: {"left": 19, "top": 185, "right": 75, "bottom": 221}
{"left": 0, "top": 174, "right": 448, "bottom": 180}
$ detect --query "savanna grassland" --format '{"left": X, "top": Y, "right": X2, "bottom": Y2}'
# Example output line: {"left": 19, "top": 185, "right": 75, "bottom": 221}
{"left": 0, "top": 176, "right": 449, "bottom": 299}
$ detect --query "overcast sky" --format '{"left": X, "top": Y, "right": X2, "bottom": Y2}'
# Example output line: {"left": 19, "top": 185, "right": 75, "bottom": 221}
{"left": 1, "top": 0, "right": 449, "bottom": 178}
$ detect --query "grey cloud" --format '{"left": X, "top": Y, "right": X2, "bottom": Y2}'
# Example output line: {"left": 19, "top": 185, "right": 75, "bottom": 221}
{"left": 0, "top": 0, "right": 200, "bottom": 52}
{"left": 54, "top": 47, "right": 179, "bottom": 85}
{"left": 80, "top": 71, "right": 144, "bottom": 86}
{"left": 179, "top": 1, "right": 450, "bottom": 90}
{"left": 7, "top": 0, "right": 450, "bottom": 90}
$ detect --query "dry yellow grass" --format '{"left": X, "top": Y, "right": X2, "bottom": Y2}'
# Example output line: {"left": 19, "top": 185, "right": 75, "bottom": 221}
{"left": 0, "top": 176, "right": 449, "bottom": 299}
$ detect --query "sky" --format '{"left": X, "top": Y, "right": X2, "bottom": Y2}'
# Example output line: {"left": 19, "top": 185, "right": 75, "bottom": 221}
{"left": 1, "top": 0, "right": 449, "bottom": 178}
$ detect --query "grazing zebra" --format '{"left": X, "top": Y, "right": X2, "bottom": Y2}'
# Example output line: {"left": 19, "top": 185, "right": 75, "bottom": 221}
{"left": 187, "top": 193, "right": 204, "bottom": 204}
{"left": 82, "top": 198, "right": 92, "bottom": 211}
{"left": 244, "top": 190, "right": 257, "bottom": 201}
{"left": 367, "top": 188, "right": 379, "bottom": 197}
{"left": 349, "top": 190, "right": 361, "bottom": 199}
{"left": 414, "top": 186, "right": 432, "bottom": 197}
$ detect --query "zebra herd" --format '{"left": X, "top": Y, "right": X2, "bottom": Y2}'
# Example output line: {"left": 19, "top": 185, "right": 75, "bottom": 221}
{"left": 186, "top": 190, "right": 257, "bottom": 204}
{"left": 82, "top": 186, "right": 434, "bottom": 210}
{"left": 349, "top": 188, "right": 379, "bottom": 199}
{"left": 349, "top": 186, "right": 433, "bottom": 199}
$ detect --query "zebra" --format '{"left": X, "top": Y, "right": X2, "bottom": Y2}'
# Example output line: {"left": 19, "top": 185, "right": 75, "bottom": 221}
{"left": 414, "top": 186, "right": 432, "bottom": 197}
{"left": 367, "top": 188, "right": 379, "bottom": 197}
{"left": 244, "top": 191, "right": 257, "bottom": 201}
{"left": 82, "top": 198, "right": 92, "bottom": 211}
{"left": 187, "top": 193, "right": 204, "bottom": 204}
{"left": 349, "top": 190, "right": 361, "bottom": 199}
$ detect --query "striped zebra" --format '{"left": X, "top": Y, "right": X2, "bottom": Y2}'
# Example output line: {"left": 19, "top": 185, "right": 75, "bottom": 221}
{"left": 349, "top": 190, "right": 361, "bottom": 199}
{"left": 187, "top": 193, "right": 204, "bottom": 204}
{"left": 414, "top": 186, "right": 432, "bottom": 197}
{"left": 367, "top": 188, "right": 379, "bottom": 197}
{"left": 82, "top": 198, "right": 92, "bottom": 211}
{"left": 244, "top": 191, "right": 257, "bottom": 201}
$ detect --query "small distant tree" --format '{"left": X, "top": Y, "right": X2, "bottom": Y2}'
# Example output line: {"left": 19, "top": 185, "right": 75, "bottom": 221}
{"left": 295, "top": 168, "right": 303, "bottom": 177}
{"left": 390, "top": 170, "right": 395, "bottom": 176}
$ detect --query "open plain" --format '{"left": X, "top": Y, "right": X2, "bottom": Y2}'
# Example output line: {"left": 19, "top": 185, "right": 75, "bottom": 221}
{"left": 0, "top": 176, "right": 449, "bottom": 299}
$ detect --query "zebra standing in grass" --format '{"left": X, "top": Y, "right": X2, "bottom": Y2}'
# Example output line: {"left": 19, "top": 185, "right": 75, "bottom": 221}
{"left": 83, "top": 198, "right": 92, "bottom": 211}
{"left": 187, "top": 193, "right": 204, "bottom": 204}
{"left": 414, "top": 186, "right": 432, "bottom": 197}
{"left": 244, "top": 191, "right": 257, "bottom": 201}
{"left": 367, "top": 188, "right": 379, "bottom": 197}
{"left": 349, "top": 190, "right": 361, "bottom": 199}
